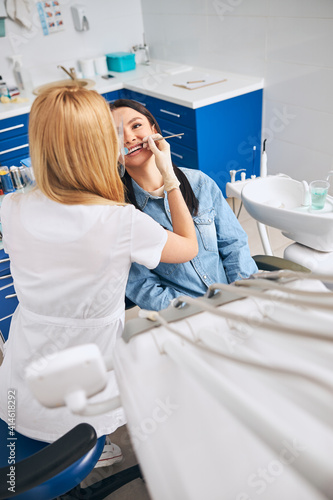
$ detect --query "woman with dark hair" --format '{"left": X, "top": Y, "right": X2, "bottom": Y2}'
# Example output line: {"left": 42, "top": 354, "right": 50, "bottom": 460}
{"left": 111, "top": 99, "right": 258, "bottom": 311}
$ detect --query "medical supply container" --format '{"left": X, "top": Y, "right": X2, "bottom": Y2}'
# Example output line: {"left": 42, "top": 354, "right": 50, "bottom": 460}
{"left": 105, "top": 52, "right": 136, "bottom": 72}
{"left": 0, "top": 166, "right": 15, "bottom": 193}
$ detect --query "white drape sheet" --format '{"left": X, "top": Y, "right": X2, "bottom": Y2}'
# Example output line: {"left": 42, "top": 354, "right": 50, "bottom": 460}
{"left": 114, "top": 279, "right": 333, "bottom": 500}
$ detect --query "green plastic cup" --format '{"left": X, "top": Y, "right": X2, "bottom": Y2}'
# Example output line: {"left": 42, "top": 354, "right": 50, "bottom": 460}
{"left": 310, "top": 180, "right": 330, "bottom": 210}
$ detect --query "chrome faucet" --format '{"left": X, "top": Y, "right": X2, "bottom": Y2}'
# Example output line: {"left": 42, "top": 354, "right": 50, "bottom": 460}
{"left": 132, "top": 33, "right": 150, "bottom": 65}
{"left": 57, "top": 65, "right": 77, "bottom": 80}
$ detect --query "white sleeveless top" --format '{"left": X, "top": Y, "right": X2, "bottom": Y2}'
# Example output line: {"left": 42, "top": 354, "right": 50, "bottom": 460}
{"left": 0, "top": 189, "right": 167, "bottom": 442}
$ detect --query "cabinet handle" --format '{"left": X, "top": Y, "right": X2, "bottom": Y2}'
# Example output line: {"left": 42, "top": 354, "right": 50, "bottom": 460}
{"left": 0, "top": 312, "right": 14, "bottom": 322}
{"left": 0, "top": 258, "right": 10, "bottom": 264}
{"left": 160, "top": 109, "right": 180, "bottom": 118}
{"left": 171, "top": 151, "right": 184, "bottom": 159}
{"left": 5, "top": 294, "right": 16, "bottom": 299}
{"left": 0, "top": 274, "right": 11, "bottom": 280}
{"left": 0, "top": 143, "right": 29, "bottom": 156}
{"left": 0, "top": 283, "right": 13, "bottom": 292}
{"left": 0, "top": 124, "right": 24, "bottom": 134}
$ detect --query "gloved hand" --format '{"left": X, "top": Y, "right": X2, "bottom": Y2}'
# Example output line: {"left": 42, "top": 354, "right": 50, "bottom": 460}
{"left": 143, "top": 134, "right": 180, "bottom": 192}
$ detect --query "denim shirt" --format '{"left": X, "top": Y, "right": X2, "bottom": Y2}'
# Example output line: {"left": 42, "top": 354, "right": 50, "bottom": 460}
{"left": 126, "top": 168, "right": 258, "bottom": 311}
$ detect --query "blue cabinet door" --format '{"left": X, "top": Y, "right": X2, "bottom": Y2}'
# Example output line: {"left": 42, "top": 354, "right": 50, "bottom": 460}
{"left": 118, "top": 89, "right": 155, "bottom": 109}
{"left": 157, "top": 118, "right": 197, "bottom": 150}
{"left": 0, "top": 134, "right": 30, "bottom": 165}
{"left": 0, "top": 114, "right": 29, "bottom": 141}
{"left": 101, "top": 90, "right": 120, "bottom": 104}
{"left": 0, "top": 249, "right": 18, "bottom": 342}
{"left": 0, "top": 114, "right": 30, "bottom": 167}
{"left": 195, "top": 90, "right": 263, "bottom": 196}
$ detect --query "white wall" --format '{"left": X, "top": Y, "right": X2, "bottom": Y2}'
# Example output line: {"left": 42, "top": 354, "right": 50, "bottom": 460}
{"left": 141, "top": 0, "right": 333, "bottom": 183}
{"left": 2, "top": 0, "right": 332, "bottom": 184}
{"left": 0, "top": 0, "right": 144, "bottom": 87}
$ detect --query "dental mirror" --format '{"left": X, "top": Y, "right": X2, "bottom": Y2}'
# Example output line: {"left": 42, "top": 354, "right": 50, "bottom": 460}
{"left": 118, "top": 118, "right": 127, "bottom": 176}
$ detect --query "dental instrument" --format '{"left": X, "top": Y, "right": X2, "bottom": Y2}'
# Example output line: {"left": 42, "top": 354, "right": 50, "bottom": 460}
{"left": 207, "top": 280, "right": 333, "bottom": 312}
{"left": 124, "top": 133, "right": 184, "bottom": 155}
{"left": 260, "top": 139, "right": 267, "bottom": 177}
{"left": 252, "top": 145, "right": 256, "bottom": 177}
{"left": 173, "top": 291, "right": 333, "bottom": 341}
{"left": 118, "top": 118, "right": 126, "bottom": 176}
{"left": 141, "top": 308, "right": 333, "bottom": 393}
{"left": 251, "top": 268, "right": 333, "bottom": 283}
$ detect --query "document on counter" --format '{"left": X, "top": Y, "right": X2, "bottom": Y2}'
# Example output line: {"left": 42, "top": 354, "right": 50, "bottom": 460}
{"left": 173, "top": 75, "right": 227, "bottom": 90}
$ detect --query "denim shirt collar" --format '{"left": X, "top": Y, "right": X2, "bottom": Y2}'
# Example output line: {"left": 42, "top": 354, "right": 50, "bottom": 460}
{"left": 131, "top": 178, "right": 169, "bottom": 211}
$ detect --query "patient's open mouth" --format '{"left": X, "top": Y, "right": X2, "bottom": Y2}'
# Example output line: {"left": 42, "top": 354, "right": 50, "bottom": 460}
{"left": 127, "top": 144, "right": 144, "bottom": 156}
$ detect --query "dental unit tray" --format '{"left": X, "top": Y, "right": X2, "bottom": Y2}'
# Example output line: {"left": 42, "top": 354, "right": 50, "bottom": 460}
{"left": 122, "top": 269, "right": 333, "bottom": 342}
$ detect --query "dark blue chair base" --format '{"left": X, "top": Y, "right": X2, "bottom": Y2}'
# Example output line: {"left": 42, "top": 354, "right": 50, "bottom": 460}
{"left": 0, "top": 419, "right": 142, "bottom": 500}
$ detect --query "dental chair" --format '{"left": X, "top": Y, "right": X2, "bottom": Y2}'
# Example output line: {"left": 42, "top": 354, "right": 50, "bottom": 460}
{"left": 0, "top": 419, "right": 142, "bottom": 499}
{"left": 9, "top": 268, "right": 333, "bottom": 500}
{"left": 0, "top": 255, "right": 311, "bottom": 500}
{"left": 252, "top": 254, "right": 311, "bottom": 273}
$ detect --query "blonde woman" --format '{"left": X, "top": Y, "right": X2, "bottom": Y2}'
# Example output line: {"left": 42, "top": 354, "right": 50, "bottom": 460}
{"left": 0, "top": 87, "right": 198, "bottom": 467}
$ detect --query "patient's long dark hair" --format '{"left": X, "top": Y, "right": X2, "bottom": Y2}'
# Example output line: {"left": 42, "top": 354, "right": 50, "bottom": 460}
{"left": 109, "top": 99, "right": 199, "bottom": 216}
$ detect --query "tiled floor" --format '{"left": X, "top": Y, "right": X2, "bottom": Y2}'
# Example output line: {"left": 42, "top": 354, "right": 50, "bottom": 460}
{"left": 83, "top": 199, "right": 292, "bottom": 500}
{"left": 81, "top": 425, "right": 150, "bottom": 500}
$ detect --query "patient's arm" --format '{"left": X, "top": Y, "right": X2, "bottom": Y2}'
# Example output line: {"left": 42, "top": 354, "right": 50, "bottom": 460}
{"left": 125, "top": 263, "right": 182, "bottom": 312}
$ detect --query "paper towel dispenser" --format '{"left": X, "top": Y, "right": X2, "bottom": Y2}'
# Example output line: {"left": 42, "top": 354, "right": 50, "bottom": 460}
{"left": 71, "top": 4, "right": 89, "bottom": 31}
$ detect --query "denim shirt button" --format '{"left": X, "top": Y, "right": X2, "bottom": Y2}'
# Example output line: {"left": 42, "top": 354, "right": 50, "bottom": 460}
{"left": 203, "top": 275, "right": 207, "bottom": 279}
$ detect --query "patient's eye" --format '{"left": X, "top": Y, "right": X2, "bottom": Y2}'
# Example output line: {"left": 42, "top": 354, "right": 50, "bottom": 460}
{"left": 132, "top": 122, "right": 142, "bottom": 129}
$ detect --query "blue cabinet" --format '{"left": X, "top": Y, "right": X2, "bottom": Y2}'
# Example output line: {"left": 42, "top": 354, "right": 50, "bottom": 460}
{"left": 0, "top": 248, "right": 18, "bottom": 343}
{"left": 0, "top": 87, "right": 263, "bottom": 196}
{"left": 195, "top": 90, "right": 263, "bottom": 195}
{"left": 119, "top": 89, "right": 263, "bottom": 196}
{"left": 101, "top": 90, "right": 120, "bottom": 104}
{"left": 0, "top": 114, "right": 30, "bottom": 167}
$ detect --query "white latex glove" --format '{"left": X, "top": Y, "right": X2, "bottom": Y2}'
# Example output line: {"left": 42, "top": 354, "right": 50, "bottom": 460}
{"left": 143, "top": 134, "right": 180, "bottom": 192}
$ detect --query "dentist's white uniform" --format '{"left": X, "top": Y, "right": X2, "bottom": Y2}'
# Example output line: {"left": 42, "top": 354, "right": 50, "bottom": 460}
{"left": 0, "top": 189, "right": 167, "bottom": 442}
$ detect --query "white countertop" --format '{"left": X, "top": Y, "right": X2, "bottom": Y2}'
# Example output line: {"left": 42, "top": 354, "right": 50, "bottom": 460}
{"left": 0, "top": 60, "right": 264, "bottom": 120}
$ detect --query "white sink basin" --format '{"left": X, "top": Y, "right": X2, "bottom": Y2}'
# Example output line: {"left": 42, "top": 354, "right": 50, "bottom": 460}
{"left": 241, "top": 176, "right": 333, "bottom": 252}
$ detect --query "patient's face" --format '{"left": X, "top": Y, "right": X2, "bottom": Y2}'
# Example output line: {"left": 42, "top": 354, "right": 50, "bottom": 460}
{"left": 112, "top": 107, "right": 156, "bottom": 168}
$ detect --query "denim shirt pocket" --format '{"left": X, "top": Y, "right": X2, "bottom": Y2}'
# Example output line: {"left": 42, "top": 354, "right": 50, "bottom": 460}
{"left": 194, "top": 208, "right": 218, "bottom": 252}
